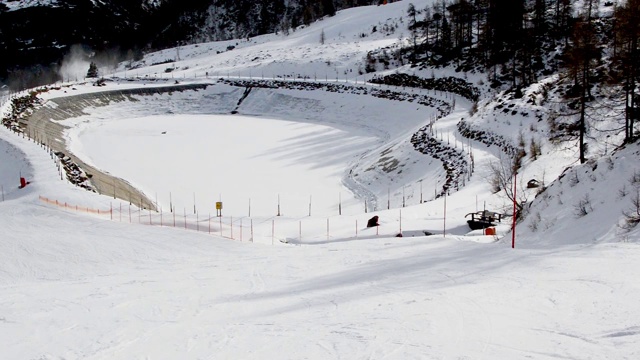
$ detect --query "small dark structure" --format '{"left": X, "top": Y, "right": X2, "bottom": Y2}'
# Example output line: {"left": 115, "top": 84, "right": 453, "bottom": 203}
{"left": 19, "top": 177, "right": 30, "bottom": 189}
{"left": 465, "top": 210, "right": 504, "bottom": 230}
{"left": 367, "top": 215, "right": 379, "bottom": 228}
{"left": 527, "top": 179, "right": 540, "bottom": 188}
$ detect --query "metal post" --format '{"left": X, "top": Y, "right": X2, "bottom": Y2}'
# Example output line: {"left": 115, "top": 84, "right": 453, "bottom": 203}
{"left": 327, "top": 218, "right": 330, "bottom": 240}
{"left": 388, "top": 187, "right": 390, "bottom": 209}
{"left": 277, "top": 194, "right": 281, "bottom": 216}
{"left": 443, "top": 193, "right": 447, "bottom": 238}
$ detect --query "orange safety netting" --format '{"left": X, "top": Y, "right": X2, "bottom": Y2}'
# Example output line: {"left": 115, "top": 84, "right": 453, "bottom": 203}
{"left": 39, "top": 195, "right": 111, "bottom": 215}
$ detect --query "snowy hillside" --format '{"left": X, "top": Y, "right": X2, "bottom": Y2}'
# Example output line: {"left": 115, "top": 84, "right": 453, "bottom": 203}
{"left": 1, "top": 1, "right": 639, "bottom": 359}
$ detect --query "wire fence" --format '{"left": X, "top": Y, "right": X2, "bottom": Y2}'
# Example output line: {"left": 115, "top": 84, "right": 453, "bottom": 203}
{"left": 37, "top": 195, "right": 434, "bottom": 245}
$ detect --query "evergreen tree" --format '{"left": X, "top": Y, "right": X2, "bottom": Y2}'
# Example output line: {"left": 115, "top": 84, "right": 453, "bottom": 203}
{"left": 420, "top": 5, "right": 432, "bottom": 54}
{"left": 487, "top": 0, "right": 524, "bottom": 65}
{"left": 323, "top": 0, "right": 337, "bottom": 16}
{"left": 440, "top": 10, "right": 452, "bottom": 55}
{"left": 474, "top": 0, "right": 490, "bottom": 64}
{"left": 86, "top": 62, "right": 99, "bottom": 78}
{"left": 447, "top": 0, "right": 473, "bottom": 50}
{"left": 407, "top": 3, "right": 419, "bottom": 64}
{"left": 553, "top": 0, "right": 574, "bottom": 41}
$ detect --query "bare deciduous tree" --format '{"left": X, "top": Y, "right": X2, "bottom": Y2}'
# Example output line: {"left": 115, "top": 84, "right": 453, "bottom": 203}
{"left": 487, "top": 154, "right": 529, "bottom": 217}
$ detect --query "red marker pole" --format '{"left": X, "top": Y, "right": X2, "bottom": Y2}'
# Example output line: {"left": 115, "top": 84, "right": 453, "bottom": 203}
{"left": 512, "top": 172, "right": 517, "bottom": 249}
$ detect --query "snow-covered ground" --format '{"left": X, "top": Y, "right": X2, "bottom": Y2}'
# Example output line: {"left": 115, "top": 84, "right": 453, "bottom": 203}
{"left": 1, "top": 1, "right": 639, "bottom": 359}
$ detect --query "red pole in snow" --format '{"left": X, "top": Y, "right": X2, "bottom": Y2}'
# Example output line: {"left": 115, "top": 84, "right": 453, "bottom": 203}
{"left": 512, "top": 172, "right": 517, "bottom": 249}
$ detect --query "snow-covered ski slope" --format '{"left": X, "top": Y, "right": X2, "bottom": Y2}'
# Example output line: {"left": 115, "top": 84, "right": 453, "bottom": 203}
{"left": 1, "top": 1, "right": 640, "bottom": 359}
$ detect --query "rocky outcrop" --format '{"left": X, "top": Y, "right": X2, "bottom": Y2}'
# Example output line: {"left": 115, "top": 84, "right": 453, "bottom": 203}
{"left": 370, "top": 74, "right": 480, "bottom": 101}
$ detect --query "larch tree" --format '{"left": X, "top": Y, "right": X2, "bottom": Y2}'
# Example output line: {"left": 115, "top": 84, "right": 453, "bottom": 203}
{"left": 613, "top": 0, "right": 640, "bottom": 142}
{"left": 564, "top": 0, "right": 600, "bottom": 164}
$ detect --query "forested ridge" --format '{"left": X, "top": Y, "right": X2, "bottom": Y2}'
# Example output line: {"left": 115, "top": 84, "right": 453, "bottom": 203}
{"left": 388, "top": 0, "right": 639, "bottom": 149}
{"left": 0, "top": 0, "right": 388, "bottom": 89}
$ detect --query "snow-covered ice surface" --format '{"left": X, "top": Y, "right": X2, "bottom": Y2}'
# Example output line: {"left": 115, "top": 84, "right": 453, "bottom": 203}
{"left": 1, "top": 1, "right": 640, "bottom": 359}
{"left": 70, "top": 112, "right": 379, "bottom": 217}
{"left": 58, "top": 82, "right": 435, "bottom": 218}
